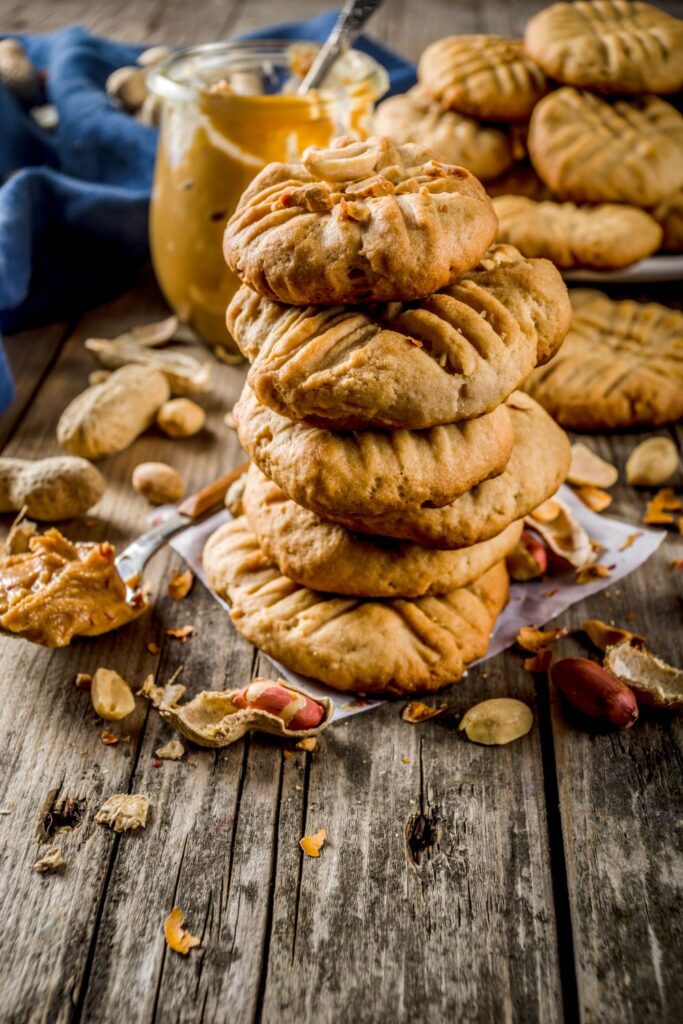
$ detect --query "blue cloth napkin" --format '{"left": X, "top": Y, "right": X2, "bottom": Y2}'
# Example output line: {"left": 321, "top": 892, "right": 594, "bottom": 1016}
{"left": 0, "top": 13, "right": 415, "bottom": 411}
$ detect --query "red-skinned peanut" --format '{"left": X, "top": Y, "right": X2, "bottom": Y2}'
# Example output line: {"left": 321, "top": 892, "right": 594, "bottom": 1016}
{"left": 552, "top": 657, "right": 638, "bottom": 728}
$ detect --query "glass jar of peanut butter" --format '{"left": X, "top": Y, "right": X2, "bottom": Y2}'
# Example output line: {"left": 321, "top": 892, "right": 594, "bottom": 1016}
{"left": 148, "top": 41, "right": 389, "bottom": 350}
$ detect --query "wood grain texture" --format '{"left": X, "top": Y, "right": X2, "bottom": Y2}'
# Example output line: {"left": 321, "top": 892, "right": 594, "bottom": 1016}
{"left": 0, "top": 1, "right": 682, "bottom": 1022}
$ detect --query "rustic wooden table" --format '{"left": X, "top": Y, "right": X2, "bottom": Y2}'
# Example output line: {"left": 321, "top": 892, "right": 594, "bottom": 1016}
{"left": 1, "top": 2, "right": 682, "bottom": 1022}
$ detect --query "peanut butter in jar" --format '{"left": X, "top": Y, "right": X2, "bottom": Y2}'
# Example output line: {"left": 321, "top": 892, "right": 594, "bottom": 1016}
{"left": 148, "top": 42, "right": 388, "bottom": 350}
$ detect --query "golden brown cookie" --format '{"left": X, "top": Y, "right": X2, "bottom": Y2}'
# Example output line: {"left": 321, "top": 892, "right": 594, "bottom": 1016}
{"left": 525, "top": 1, "right": 683, "bottom": 94}
{"left": 373, "top": 86, "right": 515, "bottom": 181}
{"left": 651, "top": 190, "right": 683, "bottom": 251}
{"left": 493, "top": 196, "right": 662, "bottom": 269}
{"left": 418, "top": 35, "right": 548, "bottom": 121}
{"left": 234, "top": 383, "right": 514, "bottom": 517}
{"left": 524, "top": 290, "right": 683, "bottom": 429}
{"left": 324, "top": 393, "right": 570, "bottom": 549}
{"left": 203, "top": 516, "right": 509, "bottom": 696}
{"left": 227, "top": 245, "right": 571, "bottom": 429}
{"left": 242, "top": 463, "right": 523, "bottom": 598}
{"left": 528, "top": 89, "right": 683, "bottom": 206}
{"left": 223, "top": 135, "right": 497, "bottom": 305}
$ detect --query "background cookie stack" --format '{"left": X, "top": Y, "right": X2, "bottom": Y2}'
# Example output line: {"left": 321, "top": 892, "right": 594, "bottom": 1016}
{"left": 203, "top": 135, "right": 572, "bottom": 697}
{"left": 375, "top": 0, "right": 683, "bottom": 270}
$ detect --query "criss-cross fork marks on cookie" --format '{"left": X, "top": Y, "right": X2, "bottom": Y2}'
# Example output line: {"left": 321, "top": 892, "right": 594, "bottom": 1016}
{"left": 223, "top": 136, "right": 498, "bottom": 305}
{"left": 203, "top": 516, "right": 510, "bottom": 696}
{"left": 227, "top": 245, "right": 571, "bottom": 429}
{"left": 525, "top": 291, "right": 683, "bottom": 429}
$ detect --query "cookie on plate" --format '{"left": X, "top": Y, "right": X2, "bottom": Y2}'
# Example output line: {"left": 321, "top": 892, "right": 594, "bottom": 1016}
{"left": 223, "top": 135, "right": 497, "bottom": 305}
{"left": 528, "top": 89, "right": 683, "bottom": 207}
{"left": 233, "top": 384, "right": 514, "bottom": 517}
{"left": 324, "top": 393, "right": 570, "bottom": 549}
{"left": 419, "top": 35, "right": 548, "bottom": 121}
{"left": 651, "top": 190, "right": 683, "bottom": 251}
{"left": 373, "top": 86, "right": 516, "bottom": 181}
{"left": 493, "top": 196, "right": 662, "bottom": 269}
{"left": 228, "top": 245, "right": 571, "bottom": 429}
{"left": 242, "top": 463, "right": 523, "bottom": 598}
{"left": 525, "top": 1, "right": 683, "bottom": 95}
{"left": 203, "top": 516, "right": 509, "bottom": 696}
{"left": 524, "top": 290, "right": 683, "bottom": 429}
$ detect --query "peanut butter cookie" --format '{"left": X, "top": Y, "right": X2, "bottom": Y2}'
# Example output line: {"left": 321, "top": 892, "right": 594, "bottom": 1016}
{"left": 324, "top": 393, "right": 570, "bottom": 549}
{"left": 203, "top": 516, "right": 509, "bottom": 696}
{"left": 528, "top": 89, "right": 683, "bottom": 206}
{"left": 223, "top": 135, "right": 497, "bottom": 305}
{"left": 227, "top": 245, "right": 571, "bottom": 430}
{"left": 373, "top": 86, "right": 515, "bottom": 181}
{"left": 493, "top": 196, "right": 662, "bottom": 269}
{"left": 242, "top": 463, "right": 523, "bottom": 598}
{"left": 419, "top": 35, "right": 548, "bottom": 121}
{"left": 233, "top": 384, "right": 514, "bottom": 517}
{"left": 525, "top": 1, "right": 683, "bottom": 94}
{"left": 524, "top": 290, "right": 683, "bottom": 429}
{"left": 651, "top": 190, "right": 683, "bottom": 251}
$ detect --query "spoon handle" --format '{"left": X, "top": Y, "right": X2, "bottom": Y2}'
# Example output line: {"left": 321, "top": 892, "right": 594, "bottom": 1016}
{"left": 298, "top": 0, "right": 385, "bottom": 95}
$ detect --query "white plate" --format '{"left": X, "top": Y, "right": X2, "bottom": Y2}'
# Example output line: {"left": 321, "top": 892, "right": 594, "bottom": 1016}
{"left": 563, "top": 254, "right": 683, "bottom": 284}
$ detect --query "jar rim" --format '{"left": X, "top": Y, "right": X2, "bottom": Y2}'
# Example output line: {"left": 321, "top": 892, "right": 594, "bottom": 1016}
{"left": 148, "top": 38, "right": 389, "bottom": 104}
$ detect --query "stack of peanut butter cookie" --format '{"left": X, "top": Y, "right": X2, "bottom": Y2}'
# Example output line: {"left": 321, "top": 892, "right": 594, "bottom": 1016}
{"left": 375, "top": 1, "right": 683, "bottom": 269}
{"left": 204, "top": 136, "right": 572, "bottom": 696}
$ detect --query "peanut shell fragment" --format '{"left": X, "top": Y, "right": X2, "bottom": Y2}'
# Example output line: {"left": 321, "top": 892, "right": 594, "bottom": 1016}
{"left": 643, "top": 488, "right": 682, "bottom": 524}
{"left": 164, "top": 907, "right": 201, "bottom": 955}
{"left": 459, "top": 698, "right": 533, "bottom": 745}
{"left": 516, "top": 625, "right": 569, "bottom": 653}
{"left": 604, "top": 640, "right": 683, "bottom": 710}
{"left": 155, "top": 738, "right": 185, "bottom": 760}
{"left": 626, "top": 437, "right": 679, "bottom": 487}
{"left": 567, "top": 443, "right": 618, "bottom": 488}
{"left": 95, "top": 793, "right": 150, "bottom": 832}
{"left": 168, "top": 569, "right": 193, "bottom": 599}
{"left": 401, "top": 701, "right": 447, "bottom": 723}
{"left": 90, "top": 668, "right": 135, "bottom": 721}
{"left": 300, "top": 828, "right": 327, "bottom": 857}
{"left": 581, "top": 619, "right": 644, "bottom": 653}
{"left": 574, "top": 486, "right": 612, "bottom": 513}
{"left": 525, "top": 497, "right": 594, "bottom": 569}
{"left": 33, "top": 846, "right": 63, "bottom": 873}
{"left": 159, "top": 679, "right": 333, "bottom": 748}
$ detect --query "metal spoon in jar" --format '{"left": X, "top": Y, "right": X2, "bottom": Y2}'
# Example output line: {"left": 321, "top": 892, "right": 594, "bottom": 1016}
{"left": 297, "top": 0, "right": 386, "bottom": 94}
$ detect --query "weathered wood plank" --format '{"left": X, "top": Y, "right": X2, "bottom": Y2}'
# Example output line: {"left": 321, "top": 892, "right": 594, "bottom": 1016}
{"left": 545, "top": 428, "right": 683, "bottom": 1024}
{"left": 260, "top": 661, "right": 563, "bottom": 1024}
{"left": 1, "top": 1, "right": 683, "bottom": 1023}
{"left": 0, "top": 271, "right": 247, "bottom": 1023}
{"left": 78, "top": 653, "right": 564, "bottom": 1024}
